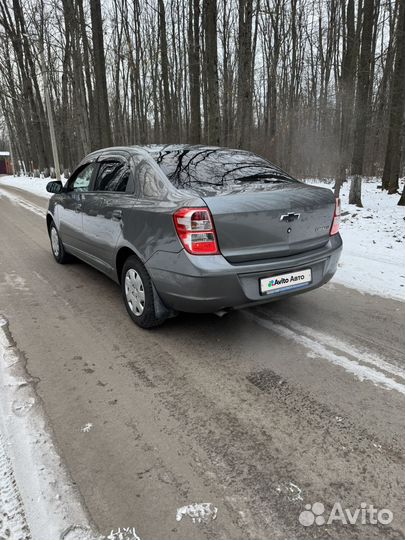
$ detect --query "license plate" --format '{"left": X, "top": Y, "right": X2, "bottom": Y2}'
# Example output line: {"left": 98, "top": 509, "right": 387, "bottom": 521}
{"left": 260, "top": 268, "right": 312, "bottom": 294}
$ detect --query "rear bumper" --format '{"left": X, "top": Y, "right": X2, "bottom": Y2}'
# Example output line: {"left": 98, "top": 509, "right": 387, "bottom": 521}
{"left": 146, "top": 234, "right": 342, "bottom": 313}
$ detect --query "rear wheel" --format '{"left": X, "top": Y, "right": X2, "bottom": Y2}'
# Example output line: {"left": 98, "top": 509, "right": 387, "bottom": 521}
{"left": 121, "top": 256, "right": 167, "bottom": 328}
{"left": 49, "top": 222, "right": 69, "bottom": 264}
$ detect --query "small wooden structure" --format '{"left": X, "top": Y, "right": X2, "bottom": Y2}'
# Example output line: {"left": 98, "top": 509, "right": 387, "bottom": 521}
{"left": 0, "top": 151, "right": 12, "bottom": 174}
{"left": 0, "top": 150, "right": 13, "bottom": 174}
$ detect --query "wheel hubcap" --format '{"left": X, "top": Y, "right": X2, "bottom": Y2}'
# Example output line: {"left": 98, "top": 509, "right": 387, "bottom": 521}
{"left": 125, "top": 269, "right": 145, "bottom": 316}
{"left": 51, "top": 227, "right": 60, "bottom": 257}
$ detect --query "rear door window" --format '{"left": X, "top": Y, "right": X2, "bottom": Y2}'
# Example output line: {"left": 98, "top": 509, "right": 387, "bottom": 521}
{"left": 94, "top": 161, "right": 130, "bottom": 192}
{"left": 134, "top": 159, "right": 169, "bottom": 199}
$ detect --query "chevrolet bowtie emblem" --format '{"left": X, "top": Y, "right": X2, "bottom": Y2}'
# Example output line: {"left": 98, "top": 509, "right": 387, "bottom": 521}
{"left": 280, "top": 212, "right": 301, "bottom": 222}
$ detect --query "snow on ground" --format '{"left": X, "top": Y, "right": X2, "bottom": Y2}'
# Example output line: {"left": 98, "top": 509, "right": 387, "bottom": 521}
{"left": 0, "top": 174, "right": 53, "bottom": 198}
{"left": 304, "top": 178, "right": 405, "bottom": 302}
{"left": 0, "top": 174, "right": 404, "bottom": 301}
{"left": 0, "top": 431, "right": 31, "bottom": 540}
{"left": 0, "top": 317, "right": 99, "bottom": 540}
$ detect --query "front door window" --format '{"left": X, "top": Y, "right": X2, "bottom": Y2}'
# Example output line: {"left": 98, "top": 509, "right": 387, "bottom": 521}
{"left": 70, "top": 163, "right": 97, "bottom": 192}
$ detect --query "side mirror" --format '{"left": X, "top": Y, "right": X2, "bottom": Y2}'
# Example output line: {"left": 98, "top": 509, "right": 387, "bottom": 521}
{"left": 46, "top": 181, "right": 63, "bottom": 194}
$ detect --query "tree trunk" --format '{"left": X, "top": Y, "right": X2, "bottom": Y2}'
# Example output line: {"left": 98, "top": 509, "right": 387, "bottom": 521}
{"left": 350, "top": 0, "right": 375, "bottom": 207}
{"left": 382, "top": 0, "right": 405, "bottom": 194}
{"left": 203, "top": 0, "right": 220, "bottom": 145}
{"left": 398, "top": 183, "right": 405, "bottom": 206}
{"left": 335, "top": 0, "right": 356, "bottom": 198}
{"left": 369, "top": 0, "right": 398, "bottom": 176}
{"left": 188, "top": 0, "right": 201, "bottom": 143}
{"left": 90, "top": 0, "right": 112, "bottom": 149}
{"left": 236, "top": 0, "right": 254, "bottom": 148}
{"left": 158, "top": 0, "right": 172, "bottom": 141}
{"left": 349, "top": 175, "right": 363, "bottom": 207}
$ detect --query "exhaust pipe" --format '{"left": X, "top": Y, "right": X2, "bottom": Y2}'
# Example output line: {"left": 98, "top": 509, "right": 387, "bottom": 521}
{"left": 214, "top": 309, "right": 228, "bottom": 318}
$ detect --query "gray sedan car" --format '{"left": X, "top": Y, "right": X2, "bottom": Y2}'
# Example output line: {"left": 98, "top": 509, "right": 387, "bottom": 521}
{"left": 46, "top": 145, "right": 342, "bottom": 328}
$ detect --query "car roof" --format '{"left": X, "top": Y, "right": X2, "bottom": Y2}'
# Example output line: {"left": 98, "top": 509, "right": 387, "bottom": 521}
{"left": 76, "top": 144, "right": 262, "bottom": 172}
{"left": 82, "top": 144, "right": 255, "bottom": 161}
{"left": 139, "top": 144, "right": 258, "bottom": 156}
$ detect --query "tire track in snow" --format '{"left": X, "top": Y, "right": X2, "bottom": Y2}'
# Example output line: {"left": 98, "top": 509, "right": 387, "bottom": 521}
{"left": 255, "top": 310, "right": 405, "bottom": 381}
{"left": 0, "top": 188, "right": 46, "bottom": 218}
{"left": 246, "top": 310, "right": 405, "bottom": 395}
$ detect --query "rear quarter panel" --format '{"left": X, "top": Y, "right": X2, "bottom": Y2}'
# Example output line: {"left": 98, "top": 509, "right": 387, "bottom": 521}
{"left": 116, "top": 194, "right": 205, "bottom": 263}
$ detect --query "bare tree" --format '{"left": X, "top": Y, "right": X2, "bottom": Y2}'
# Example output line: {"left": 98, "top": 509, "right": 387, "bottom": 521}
{"left": 349, "top": 0, "right": 375, "bottom": 207}
{"left": 188, "top": 0, "right": 201, "bottom": 143}
{"left": 382, "top": 0, "right": 405, "bottom": 195}
{"left": 90, "top": 0, "right": 112, "bottom": 149}
{"left": 335, "top": 0, "right": 356, "bottom": 197}
{"left": 203, "top": 0, "right": 220, "bottom": 144}
{"left": 0, "top": 0, "right": 402, "bottom": 186}
{"left": 236, "top": 0, "right": 254, "bottom": 148}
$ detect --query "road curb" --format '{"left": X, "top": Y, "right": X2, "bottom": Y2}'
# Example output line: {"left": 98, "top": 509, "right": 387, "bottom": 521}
{"left": 0, "top": 316, "right": 100, "bottom": 540}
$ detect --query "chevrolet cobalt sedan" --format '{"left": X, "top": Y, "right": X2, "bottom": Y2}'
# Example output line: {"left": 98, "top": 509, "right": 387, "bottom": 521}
{"left": 46, "top": 145, "right": 342, "bottom": 328}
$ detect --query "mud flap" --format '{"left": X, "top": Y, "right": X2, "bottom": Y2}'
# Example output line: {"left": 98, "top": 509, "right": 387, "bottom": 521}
{"left": 152, "top": 283, "right": 177, "bottom": 320}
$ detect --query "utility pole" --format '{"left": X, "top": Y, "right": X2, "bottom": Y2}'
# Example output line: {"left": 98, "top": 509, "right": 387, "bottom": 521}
{"left": 39, "top": 45, "right": 61, "bottom": 181}
{"left": 21, "top": 32, "right": 61, "bottom": 180}
{"left": 8, "top": 128, "right": 16, "bottom": 175}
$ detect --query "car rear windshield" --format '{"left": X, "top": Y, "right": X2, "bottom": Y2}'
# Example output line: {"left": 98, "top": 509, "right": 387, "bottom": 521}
{"left": 153, "top": 147, "right": 295, "bottom": 190}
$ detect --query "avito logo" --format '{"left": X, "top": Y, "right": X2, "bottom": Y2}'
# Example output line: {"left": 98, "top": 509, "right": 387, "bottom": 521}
{"left": 268, "top": 277, "right": 289, "bottom": 288}
{"left": 299, "top": 502, "right": 393, "bottom": 527}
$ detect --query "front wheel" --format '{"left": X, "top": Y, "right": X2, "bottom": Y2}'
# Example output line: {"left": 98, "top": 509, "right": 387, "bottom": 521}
{"left": 49, "top": 222, "right": 70, "bottom": 264}
{"left": 121, "top": 256, "right": 167, "bottom": 328}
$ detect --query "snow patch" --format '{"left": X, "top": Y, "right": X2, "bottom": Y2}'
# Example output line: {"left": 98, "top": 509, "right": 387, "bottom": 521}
{"left": 176, "top": 502, "right": 218, "bottom": 523}
{"left": 275, "top": 482, "right": 303, "bottom": 501}
{"left": 0, "top": 316, "right": 100, "bottom": 540}
{"left": 304, "top": 178, "right": 405, "bottom": 302}
{"left": 81, "top": 423, "right": 93, "bottom": 433}
{"left": 0, "top": 431, "right": 31, "bottom": 539}
{"left": 246, "top": 311, "right": 405, "bottom": 395}
{"left": 2, "top": 272, "right": 30, "bottom": 291}
{"left": 104, "top": 527, "right": 141, "bottom": 540}
{"left": 263, "top": 312, "right": 405, "bottom": 382}
{"left": 0, "top": 175, "right": 53, "bottom": 199}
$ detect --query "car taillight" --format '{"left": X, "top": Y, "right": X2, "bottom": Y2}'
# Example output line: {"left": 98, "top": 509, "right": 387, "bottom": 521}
{"left": 330, "top": 198, "right": 341, "bottom": 236}
{"left": 173, "top": 207, "right": 219, "bottom": 255}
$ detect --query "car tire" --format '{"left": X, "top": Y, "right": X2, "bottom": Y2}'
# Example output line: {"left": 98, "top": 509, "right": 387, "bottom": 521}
{"left": 49, "top": 221, "right": 70, "bottom": 264}
{"left": 121, "top": 256, "right": 167, "bottom": 328}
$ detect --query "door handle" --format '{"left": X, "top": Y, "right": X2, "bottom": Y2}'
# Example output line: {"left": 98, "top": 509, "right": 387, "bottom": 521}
{"left": 111, "top": 209, "right": 122, "bottom": 221}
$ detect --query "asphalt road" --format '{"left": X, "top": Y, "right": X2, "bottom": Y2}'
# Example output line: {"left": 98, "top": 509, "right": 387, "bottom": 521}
{"left": 0, "top": 185, "right": 404, "bottom": 540}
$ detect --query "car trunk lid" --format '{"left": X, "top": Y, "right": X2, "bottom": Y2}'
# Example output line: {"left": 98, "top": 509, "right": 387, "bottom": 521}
{"left": 202, "top": 183, "right": 335, "bottom": 263}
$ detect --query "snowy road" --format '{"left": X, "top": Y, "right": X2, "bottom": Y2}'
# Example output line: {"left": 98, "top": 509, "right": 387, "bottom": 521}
{"left": 0, "top": 184, "right": 404, "bottom": 539}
